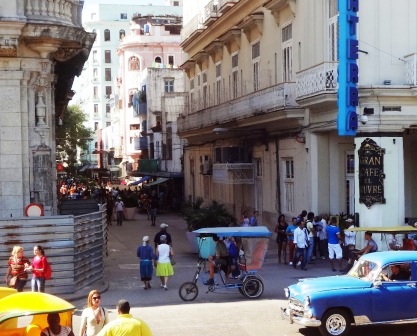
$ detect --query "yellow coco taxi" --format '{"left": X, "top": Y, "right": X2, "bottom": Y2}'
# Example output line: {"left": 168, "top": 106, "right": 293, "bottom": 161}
{"left": 0, "top": 287, "right": 75, "bottom": 336}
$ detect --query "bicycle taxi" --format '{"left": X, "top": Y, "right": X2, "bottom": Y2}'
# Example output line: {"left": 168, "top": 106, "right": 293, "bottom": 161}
{"left": 179, "top": 226, "right": 272, "bottom": 301}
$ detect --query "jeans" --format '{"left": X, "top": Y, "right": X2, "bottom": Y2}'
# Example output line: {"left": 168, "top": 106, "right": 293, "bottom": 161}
{"left": 16, "top": 279, "right": 27, "bottom": 292}
{"left": 32, "top": 277, "right": 45, "bottom": 292}
{"left": 116, "top": 211, "right": 124, "bottom": 226}
{"left": 293, "top": 247, "right": 307, "bottom": 269}
{"left": 306, "top": 237, "right": 314, "bottom": 263}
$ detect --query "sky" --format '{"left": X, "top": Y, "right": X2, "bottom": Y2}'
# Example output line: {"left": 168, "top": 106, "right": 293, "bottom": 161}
{"left": 83, "top": 0, "right": 169, "bottom": 5}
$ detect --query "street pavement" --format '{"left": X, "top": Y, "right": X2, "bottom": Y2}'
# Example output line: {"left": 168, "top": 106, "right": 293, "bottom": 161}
{"left": 65, "top": 211, "right": 417, "bottom": 336}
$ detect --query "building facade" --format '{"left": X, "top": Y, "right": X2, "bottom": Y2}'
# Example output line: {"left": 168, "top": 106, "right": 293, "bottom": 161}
{"left": 0, "top": 0, "right": 94, "bottom": 217}
{"left": 178, "top": 0, "right": 417, "bottom": 241}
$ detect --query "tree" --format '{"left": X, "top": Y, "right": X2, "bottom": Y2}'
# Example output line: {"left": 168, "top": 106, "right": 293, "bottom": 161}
{"left": 56, "top": 105, "right": 93, "bottom": 175}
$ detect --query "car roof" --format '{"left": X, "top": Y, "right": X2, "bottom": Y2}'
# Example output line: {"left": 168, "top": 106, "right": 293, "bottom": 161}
{"left": 193, "top": 226, "right": 272, "bottom": 238}
{"left": 362, "top": 251, "right": 417, "bottom": 264}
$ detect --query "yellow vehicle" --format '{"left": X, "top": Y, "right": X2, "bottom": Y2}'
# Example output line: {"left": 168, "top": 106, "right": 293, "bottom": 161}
{"left": 0, "top": 287, "right": 75, "bottom": 336}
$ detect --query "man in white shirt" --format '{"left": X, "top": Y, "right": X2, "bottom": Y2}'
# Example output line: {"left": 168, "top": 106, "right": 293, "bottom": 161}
{"left": 292, "top": 219, "right": 309, "bottom": 270}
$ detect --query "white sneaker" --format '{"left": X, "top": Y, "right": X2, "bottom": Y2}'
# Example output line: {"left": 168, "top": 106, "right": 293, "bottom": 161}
{"left": 297, "top": 261, "right": 301, "bottom": 266}
{"left": 289, "top": 262, "right": 293, "bottom": 266}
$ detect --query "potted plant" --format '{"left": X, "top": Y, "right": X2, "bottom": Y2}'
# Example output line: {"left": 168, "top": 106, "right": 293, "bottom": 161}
{"left": 121, "top": 192, "right": 138, "bottom": 220}
{"left": 182, "top": 198, "right": 236, "bottom": 253}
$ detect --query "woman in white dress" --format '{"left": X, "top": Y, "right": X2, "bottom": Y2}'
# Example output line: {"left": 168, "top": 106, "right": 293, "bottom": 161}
{"left": 78, "top": 290, "right": 108, "bottom": 336}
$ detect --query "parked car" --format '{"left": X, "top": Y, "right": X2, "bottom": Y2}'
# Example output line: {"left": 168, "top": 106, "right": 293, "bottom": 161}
{"left": 0, "top": 289, "right": 75, "bottom": 336}
{"left": 281, "top": 251, "right": 417, "bottom": 336}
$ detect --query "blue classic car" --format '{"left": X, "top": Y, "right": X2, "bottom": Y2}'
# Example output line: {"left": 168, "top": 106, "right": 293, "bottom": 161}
{"left": 281, "top": 251, "right": 417, "bottom": 336}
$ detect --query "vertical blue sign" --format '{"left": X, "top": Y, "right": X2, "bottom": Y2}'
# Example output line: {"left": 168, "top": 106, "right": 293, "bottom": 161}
{"left": 338, "top": 0, "right": 359, "bottom": 136}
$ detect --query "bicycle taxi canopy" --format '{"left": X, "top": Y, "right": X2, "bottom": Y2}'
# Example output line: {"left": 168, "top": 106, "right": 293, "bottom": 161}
{"left": 193, "top": 226, "right": 272, "bottom": 238}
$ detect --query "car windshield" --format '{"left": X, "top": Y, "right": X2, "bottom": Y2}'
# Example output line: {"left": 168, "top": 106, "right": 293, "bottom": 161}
{"left": 347, "top": 258, "right": 381, "bottom": 282}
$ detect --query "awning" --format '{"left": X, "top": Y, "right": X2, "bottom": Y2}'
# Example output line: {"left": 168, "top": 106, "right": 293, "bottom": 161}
{"left": 129, "top": 176, "right": 150, "bottom": 186}
{"left": 144, "top": 177, "right": 170, "bottom": 187}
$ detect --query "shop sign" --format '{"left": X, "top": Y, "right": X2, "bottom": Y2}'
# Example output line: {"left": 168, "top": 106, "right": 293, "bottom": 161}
{"left": 358, "top": 138, "right": 385, "bottom": 208}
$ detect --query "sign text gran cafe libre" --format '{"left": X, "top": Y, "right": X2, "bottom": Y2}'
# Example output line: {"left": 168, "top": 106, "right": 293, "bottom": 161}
{"left": 358, "top": 138, "right": 386, "bottom": 208}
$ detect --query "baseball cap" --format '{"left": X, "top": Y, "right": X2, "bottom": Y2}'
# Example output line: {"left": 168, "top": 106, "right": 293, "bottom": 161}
{"left": 346, "top": 218, "right": 354, "bottom": 223}
{"left": 160, "top": 223, "right": 168, "bottom": 228}
{"left": 142, "top": 236, "right": 149, "bottom": 242}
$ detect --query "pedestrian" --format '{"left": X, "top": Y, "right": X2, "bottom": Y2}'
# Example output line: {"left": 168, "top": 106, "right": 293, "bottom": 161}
{"left": 286, "top": 217, "right": 298, "bottom": 266}
{"left": 41, "top": 313, "right": 74, "bottom": 336}
{"left": 292, "top": 219, "right": 309, "bottom": 270}
{"left": 305, "top": 212, "right": 315, "bottom": 263}
{"left": 5, "top": 246, "right": 30, "bottom": 292}
{"left": 28, "top": 245, "right": 49, "bottom": 292}
{"left": 274, "top": 214, "right": 288, "bottom": 264}
{"left": 106, "top": 194, "right": 114, "bottom": 225}
{"left": 343, "top": 219, "right": 356, "bottom": 257}
{"left": 240, "top": 211, "right": 250, "bottom": 227}
{"left": 318, "top": 214, "right": 329, "bottom": 259}
{"left": 312, "top": 215, "right": 323, "bottom": 260}
{"left": 114, "top": 197, "right": 125, "bottom": 226}
{"left": 326, "top": 216, "right": 343, "bottom": 272}
{"left": 153, "top": 223, "right": 172, "bottom": 250}
{"left": 149, "top": 196, "right": 158, "bottom": 226}
{"left": 155, "top": 235, "right": 174, "bottom": 290}
{"left": 79, "top": 290, "right": 108, "bottom": 336}
{"left": 137, "top": 236, "right": 156, "bottom": 290}
{"left": 96, "top": 300, "right": 152, "bottom": 336}
{"left": 249, "top": 211, "right": 259, "bottom": 226}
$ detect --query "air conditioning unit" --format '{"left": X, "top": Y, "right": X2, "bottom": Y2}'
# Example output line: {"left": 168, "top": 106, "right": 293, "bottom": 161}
{"left": 199, "top": 155, "right": 212, "bottom": 175}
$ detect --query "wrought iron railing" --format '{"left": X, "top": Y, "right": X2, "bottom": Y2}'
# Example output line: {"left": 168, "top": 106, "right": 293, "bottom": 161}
{"left": 296, "top": 61, "right": 338, "bottom": 99}
{"left": 405, "top": 53, "right": 417, "bottom": 86}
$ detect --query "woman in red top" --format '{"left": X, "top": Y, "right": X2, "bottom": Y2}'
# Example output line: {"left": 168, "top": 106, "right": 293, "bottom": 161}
{"left": 29, "top": 245, "right": 47, "bottom": 292}
{"left": 5, "top": 246, "right": 30, "bottom": 292}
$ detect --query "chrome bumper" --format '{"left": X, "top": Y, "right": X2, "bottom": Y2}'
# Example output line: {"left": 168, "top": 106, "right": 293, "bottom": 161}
{"left": 280, "top": 307, "right": 321, "bottom": 327}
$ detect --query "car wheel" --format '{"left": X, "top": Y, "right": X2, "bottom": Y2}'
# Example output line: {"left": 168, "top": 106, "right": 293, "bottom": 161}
{"left": 319, "top": 309, "right": 352, "bottom": 336}
{"left": 179, "top": 282, "right": 198, "bottom": 301}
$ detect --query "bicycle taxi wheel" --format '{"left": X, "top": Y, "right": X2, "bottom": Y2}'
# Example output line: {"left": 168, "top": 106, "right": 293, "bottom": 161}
{"left": 242, "top": 276, "right": 264, "bottom": 298}
{"left": 179, "top": 282, "right": 199, "bottom": 301}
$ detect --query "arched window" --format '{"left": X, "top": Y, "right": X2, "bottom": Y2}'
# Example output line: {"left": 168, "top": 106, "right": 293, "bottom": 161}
{"left": 104, "top": 29, "right": 110, "bottom": 41}
{"left": 154, "top": 56, "right": 162, "bottom": 63}
{"left": 128, "top": 56, "right": 139, "bottom": 71}
{"left": 119, "top": 29, "right": 125, "bottom": 40}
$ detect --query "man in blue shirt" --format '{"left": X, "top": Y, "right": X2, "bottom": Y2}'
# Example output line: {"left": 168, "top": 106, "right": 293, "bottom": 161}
{"left": 286, "top": 218, "right": 298, "bottom": 266}
{"left": 326, "top": 217, "right": 343, "bottom": 272}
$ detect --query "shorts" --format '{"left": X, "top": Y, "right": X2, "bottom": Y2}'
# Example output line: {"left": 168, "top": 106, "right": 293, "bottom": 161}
{"left": 214, "top": 258, "right": 228, "bottom": 272}
{"left": 328, "top": 243, "right": 343, "bottom": 260}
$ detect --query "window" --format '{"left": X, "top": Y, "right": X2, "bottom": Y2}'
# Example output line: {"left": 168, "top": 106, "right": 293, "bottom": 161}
{"left": 128, "top": 56, "right": 139, "bottom": 70}
{"left": 164, "top": 79, "right": 174, "bottom": 92}
{"left": 232, "top": 53, "right": 239, "bottom": 99}
{"left": 283, "top": 158, "right": 295, "bottom": 213}
{"left": 216, "top": 63, "right": 221, "bottom": 104}
{"left": 119, "top": 29, "right": 125, "bottom": 40}
{"left": 104, "top": 29, "right": 110, "bottom": 42}
{"left": 252, "top": 42, "right": 260, "bottom": 91}
{"left": 92, "top": 50, "right": 98, "bottom": 64}
{"left": 282, "top": 23, "right": 293, "bottom": 81}
{"left": 173, "top": 1, "right": 179, "bottom": 5}
{"left": 104, "top": 50, "right": 111, "bottom": 63}
{"left": 190, "top": 78, "right": 194, "bottom": 90}
{"left": 105, "top": 86, "right": 112, "bottom": 97}
{"left": 168, "top": 55, "right": 174, "bottom": 66}
{"left": 106, "top": 104, "right": 111, "bottom": 114}
{"left": 120, "top": 13, "right": 127, "bottom": 20}
{"left": 202, "top": 71, "right": 208, "bottom": 108}
{"left": 91, "top": 13, "right": 96, "bottom": 20}
{"left": 94, "top": 122, "right": 99, "bottom": 130}
{"left": 155, "top": 56, "right": 162, "bottom": 64}
{"left": 93, "top": 86, "right": 98, "bottom": 100}
{"left": 105, "top": 68, "right": 111, "bottom": 81}
{"left": 92, "top": 68, "right": 98, "bottom": 80}
{"left": 106, "top": 122, "right": 111, "bottom": 128}
{"left": 94, "top": 104, "right": 98, "bottom": 114}
{"left": 328, "top": 0, "right": 339, "bottom": 61}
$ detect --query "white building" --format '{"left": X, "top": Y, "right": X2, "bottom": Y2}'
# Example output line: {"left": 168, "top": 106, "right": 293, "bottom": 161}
{"left": 178, "top": 0, "right": 417, "bottom": 247}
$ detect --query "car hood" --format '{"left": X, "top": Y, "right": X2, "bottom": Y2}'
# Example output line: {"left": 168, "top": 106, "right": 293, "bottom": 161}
{"left": 289, "top": 275, "right": 370, "bottom": 298}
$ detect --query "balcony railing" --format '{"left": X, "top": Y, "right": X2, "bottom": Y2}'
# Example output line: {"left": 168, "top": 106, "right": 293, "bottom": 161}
{"left": 178, "top": 82, "right": 297, "bottom": 132}
{"left": 138, "top": 159, "right": 158, "bottom": 173}
{"left": 24, "top": 0, "right": 83, "bottom": 27}
{"left": 203, "top": 0, "right": 220, "bottom": 25}
{"left": 212, "top": 163, "right": 254, "bottom": 184}
{"left": 405, "top": 53, "right": 417, "bottom": 86}
{"left": 181, "top": 14, "right": 205, "bottom": 43}
{"left": 296, "top": 61, "right": 338, "bottom": 100}
{"left": 218, "top": 0, "right": 239, "bottom": 13}
{"left": 134, "top": 137, "right": 148, "bottom": 150}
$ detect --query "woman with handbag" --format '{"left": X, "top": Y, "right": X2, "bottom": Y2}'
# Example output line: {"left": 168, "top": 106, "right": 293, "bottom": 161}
{"left": 155, "top": 235, "right": 174, "bottom": 290}
{"left": 137, "top": 236, "right": 156, "bottom": 290}
{"left": 5, "top": 246, "right": 30, "bottom": 292}
{"left": 78, "top": 290, "right": 108, "bottom": 336}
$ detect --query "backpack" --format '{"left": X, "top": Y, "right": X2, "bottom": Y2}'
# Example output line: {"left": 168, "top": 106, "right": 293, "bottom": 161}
{"left": 43, "top": 257, "right": 52, "bottom": 280}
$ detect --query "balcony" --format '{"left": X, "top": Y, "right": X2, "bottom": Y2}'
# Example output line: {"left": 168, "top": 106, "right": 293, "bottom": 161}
{"left": 212, "top": 163, "right": 254, "bottom": 184}
{"left": 218, "top": 0, "right": 240, "bottom": 13}
{"left": 24, "top": 0, "right": 83, "bottom": 27}
{"left": 134, "top": 137, "right": 148, "bottom": 150}
{"left": 138, "top": 159, "right": 158, "bottom": 174}
{"left": 178, "top": 82, "right": 297, "bottom": 133}
{"left": 296, "top": 61, "right": 338, "bottom": 102}
{"left": 181, "top": 14, "right": 205, "bottom": 44}
{"left": 203, "top": 0, "right": 220, "bottom": 26}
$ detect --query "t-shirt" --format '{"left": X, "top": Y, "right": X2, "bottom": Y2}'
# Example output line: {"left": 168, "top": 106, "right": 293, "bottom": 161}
{"left": 97, "top": 314, "right": 152, "bottom": 336}
{"left": 306, "top": 221, "right": 314, "bottom": 238}
{"left": 286, "top": 224, "right": 297, "bottom": 241}
{"left": 215, "top": 241, "right": 229, "bottom": 258}
{"left": 326, "top": 225, "right": 340, "bottom": 244}
{"left": 367, "top": 239, "right": 378, "bottom": 252}
{"left": 115, "top": 201, "right": 124, "bottom": 212}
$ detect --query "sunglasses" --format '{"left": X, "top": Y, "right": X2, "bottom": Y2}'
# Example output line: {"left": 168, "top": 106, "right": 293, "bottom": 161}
{"left": 92, "top": 296, "right": 101, "bottom": 300}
